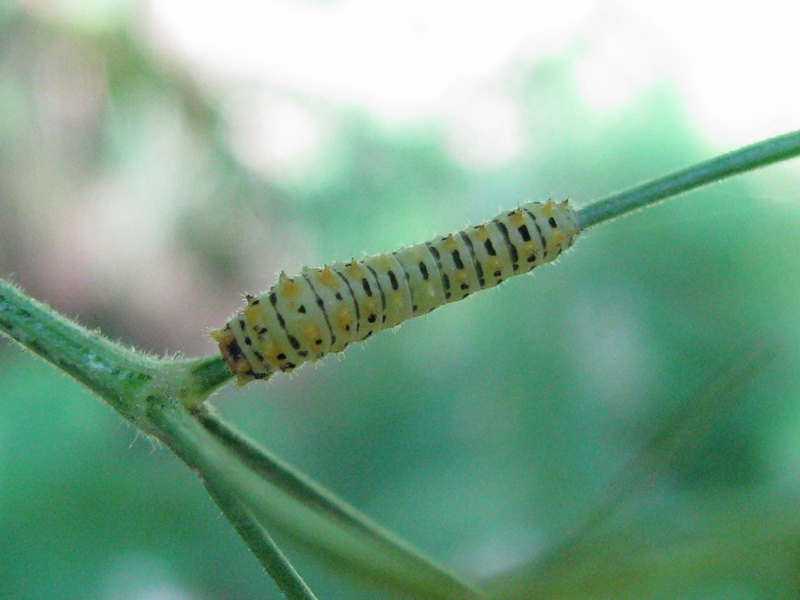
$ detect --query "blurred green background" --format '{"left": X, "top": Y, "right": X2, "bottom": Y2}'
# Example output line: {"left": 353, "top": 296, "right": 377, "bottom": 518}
{"left": 2, "top": 1, "right": 800, "bottom": 598}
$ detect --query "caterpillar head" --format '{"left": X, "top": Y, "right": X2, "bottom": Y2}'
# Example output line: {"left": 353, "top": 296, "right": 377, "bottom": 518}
{"left": 210, "top": 328, "right": 261, "bottom": 385}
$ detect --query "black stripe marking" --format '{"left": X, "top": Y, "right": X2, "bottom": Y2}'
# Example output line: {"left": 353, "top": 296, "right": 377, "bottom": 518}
{"left": 518, "top": 224, "right": 531, "bottom": 242}
{"left": 388, "top": 270, "right": 399, "bottom": 290}
{"left": 389, "top": 254, "right": 417, "bottom": 313}
{"left": 302, "top": 273, "right": 336, "bottom": 348}
{"left": 365, "top": 264, "right": 388, "bottom": 321}
{"left": 459, "top": 231, "right": 484, "bottom": 287}
{"left": 419, "top": 261, "right": 429, "bottom": 280}
{"left": 332, "top": 268, "right": 361, "bottom": 333}
{"left": 425, "top": 242, "right": 449, "bottom": 295}
{"left": 452, "top": 249, "right": 464, "bottom": 270}
{"left": 361, "top": 277, "right": 372, "bottom": 296}
{"left": 495, "top": 220, "right": 519, "bottom": 269}
{"left": 484, "top": 238, "right": 496, "bottom": 256}
{"left": 522, "top": 207, "right": 548, "bottom": 255}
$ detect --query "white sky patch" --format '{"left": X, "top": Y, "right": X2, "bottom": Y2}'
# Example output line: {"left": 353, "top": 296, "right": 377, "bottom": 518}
{"left": 620, "top": 0, "right": 800, "bottom": 146}
{"left": 146, "top": 0, "right": 590, "bottom": 118}
{"left": 443, "top": 88, "right": 525, "bottom": 168}
{"left": 147, "top": 0, "right": 800, "bottom": 164}
{"left": 226, "top": 91, "right": 322, "bottom": 178}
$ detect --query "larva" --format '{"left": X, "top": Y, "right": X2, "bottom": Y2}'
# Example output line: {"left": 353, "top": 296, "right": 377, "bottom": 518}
{"left": 211, "top": 200, "right": 581, "bottom": 385}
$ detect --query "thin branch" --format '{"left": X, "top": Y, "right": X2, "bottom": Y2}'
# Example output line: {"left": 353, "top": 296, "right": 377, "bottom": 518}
{"left": 578, "top": 128, "right": 800, "bottom": 229}
{"left": 203, "top": 477, "right": 318, "bottom": 600}
{"left": 148, "top": 403, "right": 485, "bottom": 600}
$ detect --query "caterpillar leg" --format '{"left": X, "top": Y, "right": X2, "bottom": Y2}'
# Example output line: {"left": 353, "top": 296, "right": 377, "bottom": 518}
{"left": 210, "top": 328, "right": 273, "bottom": 386}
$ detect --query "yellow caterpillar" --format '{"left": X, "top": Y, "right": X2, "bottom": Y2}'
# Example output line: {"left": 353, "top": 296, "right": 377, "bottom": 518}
{"left": 212, "top": 200, "right": 581, "bottom": 385}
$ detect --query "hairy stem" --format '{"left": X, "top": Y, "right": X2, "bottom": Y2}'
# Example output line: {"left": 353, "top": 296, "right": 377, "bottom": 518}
{"left": 0, "top": 278, "right": 157, "bottom": 423}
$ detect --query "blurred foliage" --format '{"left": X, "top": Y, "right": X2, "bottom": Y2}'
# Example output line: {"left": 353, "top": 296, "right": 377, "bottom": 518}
{"left": 3, "top": 3, "right": 800, "bottom": 599}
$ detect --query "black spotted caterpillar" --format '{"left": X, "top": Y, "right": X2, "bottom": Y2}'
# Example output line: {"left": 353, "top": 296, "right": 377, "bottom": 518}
{"left": 212, "top": 200, "right": 581, "bottom": 385}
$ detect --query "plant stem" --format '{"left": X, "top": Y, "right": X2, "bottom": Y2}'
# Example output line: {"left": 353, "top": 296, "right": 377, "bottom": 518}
{"left": 0, "top": 278, "right": 157, "bottom": 423}
{"left": 203, "top": 478, "right": 319, "bottom": 600}
{"left": 577, "top": 128, "right": 800, "bottom": 229}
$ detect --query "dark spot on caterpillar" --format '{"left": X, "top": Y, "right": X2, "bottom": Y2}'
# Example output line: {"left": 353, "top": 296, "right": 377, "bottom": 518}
{"left": 512, "top": 263, "right": 519, "bottom": 271}
{"left": 462, "top": 292, "right": 470, "bottom": 299}
{"left": 315, "top": 339, "right": 323, "bottom": 345}
{"left": 452, "top": 250, "right": 464, "bottom": 270}
{"left": 363, "top": 331, "right": 373, "bottom": 339}
{"left": 298, "top": 350, "right": 308, "bottom": 357}
{"left": 527, "top": 254, "right": 536, "bottom": 263}
{"left": 419, "top": 262, "right": 429, "bottom": 280}
{"left": 442, "top": 273, "right": 451, "bottom": 290}
{"left": 227, "top": 339, "right": 244, "bottom": 361}
{"left": 518, "top": 224, "right": 531, "bottom": 242}
{"left": 331, "top": 335, "right": 336, "bottom": 344}
{"left": 445, "top": 292, "right": 452, "bottom": 299}
{"left": 496, "top": 221, "right": 518, "bottom": 265}
{"left": 316, "top": 297, "right": 325, "bottom": 307}
{"left": 479, "top": 278, "right": 485, "bottom": 286}
{"left": 288, "top": 335, "right": 301, "bottom": 350}
{"left": 484, "top": 239, "right": 496, "bottom": 256}
{"left": 460, "top": 283, "right": 468, "bottom": 290}
{"left": 245, "top": 293, "right": 255, "bottom": 302}
{"left": 257, "top": 326, "right": 268, "bottom": 334}
{"left": 298, "top": 305, "right": 306, "bottom": 313}
{"left": 283, "top": 362, "right": 296, "bottom": 370}
{"left": 253, "top": 351, "right": 265, "bottom": 361}
{"left": 238, "top": 318, "right": 246, "bottom": 329}
{"left": 244, "top": 336, "right": 252, "bottom": 345}
{"left": 493, "top": 270, "right": 502, "bottom": 277}
{"left": 382, "top": 315, "right": 387, "bottom": 323}
{"left": 428, "top": 245, "right": 440, "bottom": 260}
{"left": 345, "top": 324, "right": 351, "bottom": 331}
{"left": 388, "top": 270, "right": 399, "bottom": 290}
{"left": 250, "top": 297, "right": 260, "bottom": 305}
{"left": 368, "top": 314, "right": 377, "bottom": 323}
{"left": 277, "top": 353, "right": 287, "bottom": 360}
{"left": 269, "top": 292, "right": 278, "bottom": 305}
{"left": 361, "top": 278, "right": 372, "bottom": 295}
{"left": 548, "top": 217, "right": 557, "bottom": 228}
{"left": 276, "top": 312, "right": 286, "bottom": 327}
{"left": 459, "top": 231, "right": 482, "bottom": 282}
{"left": 335, "top": 292, "right": 343, "bottom": 300}
{"left": 412, "top": 304, "right": 418, "bottom": 312}
{"left": 253, "top": 372, "right": 269, "bottom": 379}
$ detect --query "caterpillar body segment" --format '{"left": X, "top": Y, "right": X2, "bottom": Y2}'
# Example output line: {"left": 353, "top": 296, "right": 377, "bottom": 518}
{"left": 212, "top": 200, "right": 581, "bottom": 385}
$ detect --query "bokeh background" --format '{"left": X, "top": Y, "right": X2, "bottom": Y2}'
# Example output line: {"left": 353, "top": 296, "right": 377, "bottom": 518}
{"left": 2, "top": 1, "right": 800, "bottom": 598}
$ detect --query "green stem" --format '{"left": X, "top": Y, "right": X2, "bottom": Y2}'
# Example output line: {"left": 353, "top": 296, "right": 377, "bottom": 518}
{"left": 184, "top": 355, "right": 234, "bottom": 400}
{"left": 0, "top": 278, "right": 158, "bottom": 422}
{"left": 577, "top": 128, "right": 800, "bottom": 229}
{"left": 148, "top": 404, "right": 485, "bottom": 600}
{"left": 203, "top": 478, "right": 319, "bottom": 600}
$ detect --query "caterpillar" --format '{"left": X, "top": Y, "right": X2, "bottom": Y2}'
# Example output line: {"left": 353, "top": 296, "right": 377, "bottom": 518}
{"left": 212, "top": 199, "right": 581, "bottom": 385}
